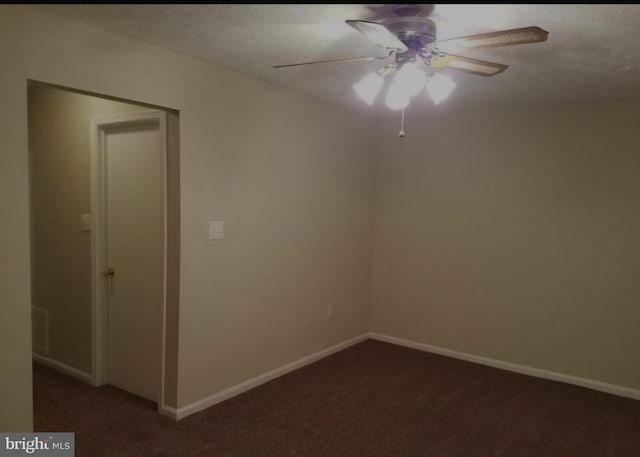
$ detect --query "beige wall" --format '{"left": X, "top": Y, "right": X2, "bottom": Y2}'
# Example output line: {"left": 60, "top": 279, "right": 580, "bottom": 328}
{"left": 372, "top": 101, "right": 640, "bottom": 390}
{"left": 28, "top": 85, "right": 150, "bottom": 374}
{"left": 1, "top": 5, "right": 375, "bottom": 430}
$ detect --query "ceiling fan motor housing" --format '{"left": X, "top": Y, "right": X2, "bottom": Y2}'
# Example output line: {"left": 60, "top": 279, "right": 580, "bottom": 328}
{"left": 383, "top": 17, "right": 437, "bottom": 54}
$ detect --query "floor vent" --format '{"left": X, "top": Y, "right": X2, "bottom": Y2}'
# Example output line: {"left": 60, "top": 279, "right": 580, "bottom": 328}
{"left": 32, "top": 306, "right": 49, "bottom": 356}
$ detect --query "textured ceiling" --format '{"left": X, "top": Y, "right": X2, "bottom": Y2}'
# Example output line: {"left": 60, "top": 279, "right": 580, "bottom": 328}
{"left": 40, "top": 4, "right": 640, "bottom": 114}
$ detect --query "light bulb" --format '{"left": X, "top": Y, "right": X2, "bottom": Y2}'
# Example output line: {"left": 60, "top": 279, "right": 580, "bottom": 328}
{"left": 353, "top": 72, "right": 384, "bottom": 105}
{"left": 384, "top": 61, "right": 426, "bottom": 110}
{"left": 426, "top": 72, "right": 457, "bottom": 105}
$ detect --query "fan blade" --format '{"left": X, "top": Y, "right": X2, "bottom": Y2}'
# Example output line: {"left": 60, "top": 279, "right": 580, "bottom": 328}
{"left": 435, "top": 26, "right": 548, "bottom": 53}
{"left": 272, "top": 55, "right": 378, "bottom": 68}
{"left": 346, "top": 20, "right": 408, "bottom": 52}
{"left": 431, "top": 54, "right": 508, "bottom": 76}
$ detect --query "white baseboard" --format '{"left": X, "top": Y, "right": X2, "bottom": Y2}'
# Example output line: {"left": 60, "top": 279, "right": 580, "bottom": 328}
{"left": 32, "top": 352, "right": 92, "bottom": 385}
{"left": 369, "top": 332, "right": 640, "bottom": 401}
{"left": 170, "top": 333, "right": 369, "bottom": 421}
{"left": 160, "top": 405, "right": 178, "bottom": 419}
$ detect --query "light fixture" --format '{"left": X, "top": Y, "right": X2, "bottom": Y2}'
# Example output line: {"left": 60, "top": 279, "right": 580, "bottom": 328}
{"left": 275, "top": 15, "right": 550, "bottom": 136}
{"left": 384, "top": 61, "right": 426, "bottom": 110}
{"left": 353, "top": 71, "right": 384, "bottom": 105}
{"left": 352, "top": 59, "right": 457, "bottom": 139}
{"left": 425, "top": 72, "right": 457, "bottom": 105}
{"left": 352, "top": 61, "right": 457, "bottom": 110}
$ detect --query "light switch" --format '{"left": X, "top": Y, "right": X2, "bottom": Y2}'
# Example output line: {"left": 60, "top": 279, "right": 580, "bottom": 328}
{"left": 208, "top": 220, "right": 224, "bottom": 240}
{"left": 81, "top": 213, "right": 91, "bottom": 232}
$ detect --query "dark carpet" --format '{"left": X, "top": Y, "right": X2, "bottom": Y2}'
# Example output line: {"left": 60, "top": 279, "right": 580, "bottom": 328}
{"left": 34, "top": 339, "right": 640, "bottom": 457}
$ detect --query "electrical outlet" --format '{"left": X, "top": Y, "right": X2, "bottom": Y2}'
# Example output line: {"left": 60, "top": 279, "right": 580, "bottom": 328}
{"left": 326, "top": 305, "right": 334, "bottom": 319}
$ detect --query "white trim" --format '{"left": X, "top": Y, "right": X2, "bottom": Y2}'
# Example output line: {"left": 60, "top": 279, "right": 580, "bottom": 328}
{"left": 170, "top": 333, "right": 369, "bottom": 421}
{"left": 89, "top": 115, "right": 105, "bottom": 388}
{"left": 33, "top": 353, "right": 92, "bottom": 385}
{"left": 157, "top": 111, "right": 168, "bottom": 417}
{"left": 160, "top": 405, "right": 178, "bottom": 420}
{"left": 368, "top": 332, "right": 640, "bottom": 401}
{"left": 89, "top": 111, "right": 169, "bottom": 413}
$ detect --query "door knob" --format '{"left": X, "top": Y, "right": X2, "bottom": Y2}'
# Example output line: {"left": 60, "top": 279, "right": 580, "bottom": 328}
{"left": 104, "top": 267, "right": 115, "bottom": 278}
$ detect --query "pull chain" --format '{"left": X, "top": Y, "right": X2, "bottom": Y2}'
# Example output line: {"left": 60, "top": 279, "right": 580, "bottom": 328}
{"left": 399, "top": 108, "right": 406, "bottom": 138}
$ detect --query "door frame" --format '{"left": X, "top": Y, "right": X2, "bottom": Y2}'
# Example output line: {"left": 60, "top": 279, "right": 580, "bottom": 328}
{"left": 89, "top": 110, "right": 168, "bottom": 412}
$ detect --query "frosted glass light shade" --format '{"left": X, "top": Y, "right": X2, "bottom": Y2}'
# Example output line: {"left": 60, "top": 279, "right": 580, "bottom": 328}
{"left": 353, "top": 72, "right": 384, "bottom": 105}
{"left": 426, "top": 72, "right": 457, "bottom": 105}
{"left": 384, "top": 92, "right": 410, "bottom": 110}
{"left": 384, "top": 61, "right": 426, "bottom": 110}
{"left": 397, "top": 61, "right": 427, "bottom": 98}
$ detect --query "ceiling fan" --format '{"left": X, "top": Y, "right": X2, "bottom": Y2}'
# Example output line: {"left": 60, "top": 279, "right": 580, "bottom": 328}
{"left": 273, "top": 4, "right": 548, "bottom": 126}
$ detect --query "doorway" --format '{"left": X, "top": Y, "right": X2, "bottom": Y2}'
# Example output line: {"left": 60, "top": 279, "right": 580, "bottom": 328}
{"left": 28, "top": 82, "right": 179, "bottom": 418}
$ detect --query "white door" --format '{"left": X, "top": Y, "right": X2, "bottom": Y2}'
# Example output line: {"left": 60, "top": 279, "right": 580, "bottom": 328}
{"left": 103, "top": 117, "right": 164, "bottom": 402}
